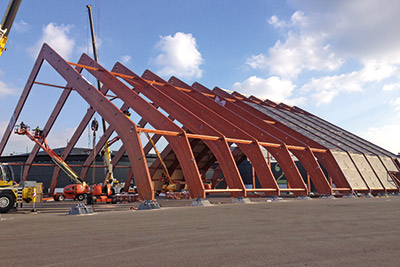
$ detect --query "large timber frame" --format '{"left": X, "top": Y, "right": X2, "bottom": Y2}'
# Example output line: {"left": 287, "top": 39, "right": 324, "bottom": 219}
{"left": 1, "top": 43, "right": 399, "bottom": 200}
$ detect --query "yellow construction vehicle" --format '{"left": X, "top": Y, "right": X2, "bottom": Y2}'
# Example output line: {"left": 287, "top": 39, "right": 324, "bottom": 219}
{"left": 144, "top": 132, "right": 176, "bottom": 194}
{"left": 0, "top": 163, "right": 42, "bottom": 213}
{"left": 0, "top": 0, "right": 22, "bottom": 56}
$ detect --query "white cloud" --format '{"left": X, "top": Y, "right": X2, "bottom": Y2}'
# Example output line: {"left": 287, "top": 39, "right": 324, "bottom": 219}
{"left": 268, "top": 10, "right": 308, "bottom": 29}
{"left": 382, "top": 82, "right": 400, "bottom": 91}
{"left": 268, "top": 15, "right": 287, "bottom": 29}
{"left": 266, "top": 33, "right": 342, "bottom": 78}
{"left": 244, "top": 1, "right": 400, "bottom": 105}
{"left": 29, "top": 23, "right": 75, "bottom": 59}
{"left": 309, "top": 90, "right": 339, "bottom": 106}
{"left": 120, "top": 55, "right": 132, "bottom": 64}
{"left": 301, "top": 71, "right": 363, "bottom": 105}
{"left": 301, "top": 59, "right": 400, "bottom": 105}
{"left": 153, "top": 32, "right": 203, "bottom": 79}
{"left": 0, "top": 80, "right": 15, "bottom": 98}
{"left": 390, "top": 97, "right": 400, "bottom": 113}
{"left": 284, "top": 96, "right": 307, "bottom": 106}
{"left": 232, "top": 76, "right": 295, "bottom": 103}
{"left": 358, "top": 59, "right": 398, "bottom": 82}
{"left": 247, "top": 11, "right": 343, "bottom": 79}
{"left": 362, "top": 123, "right": 400, "bottom": 154}
{"left": 246, "top": 54, "right": 268, "bottom": 70}
{"left": 287, "top": 0, "right": 400, "bottom": 61}
{"left": 14, "top": 20, "right": 30, "bottom": 32}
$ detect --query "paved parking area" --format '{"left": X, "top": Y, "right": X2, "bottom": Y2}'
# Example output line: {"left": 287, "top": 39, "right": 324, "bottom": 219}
{"left": 1, "top": 196, "right": 400, "bottom": 266}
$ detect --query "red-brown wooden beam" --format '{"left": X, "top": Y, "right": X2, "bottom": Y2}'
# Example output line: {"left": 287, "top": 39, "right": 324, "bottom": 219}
{"left": 149, "top": 137, "right": 213, "bottom": 180}
{"left": 145, "top": 70, "right": 281, "bottom": 195}
{"left": 199, "top": 83, "right": 332, "bottom": 194}
{"left": 113, "top": 63, "right": 247, "bottom": 196}
{"left": 164, "top": 75, "right": 309, "bottom": 195}
{"left": 249, "top": 95, "right": 375, "bottom": 192}
{"left": 80, "top": 124, "right": 116, "bottom": 181}
{"left": 235, "top": 92, "right": 351, "bottom": 192}
{"left": 0, "top": 50, "right": 45, "bottom": 156}
{"left": 190, "top": 84, "right": 332, "bottom": 195}
{"left": 292, "top": 105, "right": 395, "bottom": 158}
{"left": 48, "top": 70, "right": 113, "bottom": 195}
{"left": 40, "top": 44, "right": 154, "bottom": 200}
{"left": 49, "top": 105, "right": 99, "bottom": 195}
{"left": 21, "top": 75, "right": 76, "bottom": 183}
{"left": 143, "top": 71, "right": 291, "bottom": 195}
{"left": 280, "top": 103, "right": 396, "bottom": 191}
{"left": 0, "top": 53, "right": 87, "bottom": 196}
{"left": 274, "top": 100, "right": 389, "bottom": 191}
{"left": 146, "top": 115, "right": 180, "bottom": 178}
{"left": 79, "top": 56, "right": 206, "bottom": 198}
{"left": 79, "top": 102, "right": 131, "bottom": 182}
{"left": 167, "top": 78, "right": 280, "bottom": 193}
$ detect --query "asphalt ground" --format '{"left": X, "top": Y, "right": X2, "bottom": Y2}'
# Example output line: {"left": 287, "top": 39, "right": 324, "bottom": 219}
{"left": 1, "top": 195, "right": 400, "bottom": 266}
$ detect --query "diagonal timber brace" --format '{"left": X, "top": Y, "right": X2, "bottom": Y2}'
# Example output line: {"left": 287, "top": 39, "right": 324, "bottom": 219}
{"left": 38, "top": 44, "right": 154, "bottom": 200}
{"left": 112, "top": 63, "right": 247, "bottom": 196}
{"left": 77, "top": 55, "right": 206, "bottom": 198}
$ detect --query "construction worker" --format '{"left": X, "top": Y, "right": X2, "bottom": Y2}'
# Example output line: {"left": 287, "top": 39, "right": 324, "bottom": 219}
{"left": 34, "top": 126, "right": 40, "bottom": 136}
{"left": 91, "top": 118, "right": 99, "bottom": 132}
{"left": 161, "top": 173, "right": 168, "bottom": 183}
{"left": 20, "top": 121, "right": 26, "bottom": 131}
{"left": 34, "top": 126, "right": 43, "bottom": 137}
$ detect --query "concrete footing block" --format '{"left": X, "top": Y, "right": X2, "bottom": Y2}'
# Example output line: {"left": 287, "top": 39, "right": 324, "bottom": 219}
{"left": 191, "top": 198, "right": 211, "bottom": 206}
{"left": 319, "top": 195, "right": 335, "bottom": 199}
{"left": 296, "top": 195, "right": 312, "bottom": 200}
{"left": 138, "top": 200, "right": 160, "bottom": 210}
{"left": 232, "top": 197, "right": 251, "bottom": 204}
{"left": 343, "top": 194, "right": 356, "bottom": 198}
{"left": 360, "top": 193, "right": 374, "bottom": 198}
{"left": 68, "top": 204, "right": 94, "bottom": 215}
{"left": 267, "top": 196, "right": 283, "bottom": 202}
{"left": 376, "top": 192, "right": 389, "bottom": 198}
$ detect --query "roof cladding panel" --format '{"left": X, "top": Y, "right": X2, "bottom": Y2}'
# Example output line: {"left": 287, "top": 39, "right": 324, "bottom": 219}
{"left": 331, "top": 151, "right": 368, "bottom": 190}
{"left": 260, "top": 104, "right": 358, "bottom": 152}
{"left": 366, "top": 155, "right": 397, "bottom": 189}
{"left": 292, "top": 110, "right": 390, "bottom": 156}
{"left": 349, "top": 152, "right": 384, "bottom": 190}
{"left": 302, "top": 111, "right": 396, "bottom": 157}
{"left": 380, "top": 156, "right": 399, "bottom": 172}
{"left": 246, "top": 102, "right": 336, "bottom": 149}
{"left": 244, "top": 98, "right": 400, "bottom": 191}
{"left": 277, "top": 108, "right": 365, "bottom": 153}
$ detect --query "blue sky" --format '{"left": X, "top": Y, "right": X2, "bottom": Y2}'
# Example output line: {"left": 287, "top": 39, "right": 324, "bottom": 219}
{"left": 0, "top": 0, "right": 399, "bottom": 155}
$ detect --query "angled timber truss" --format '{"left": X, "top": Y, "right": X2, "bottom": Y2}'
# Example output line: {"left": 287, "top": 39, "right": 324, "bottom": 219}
{"left": 1, "top": 43, "right": 399, "bottom": 200}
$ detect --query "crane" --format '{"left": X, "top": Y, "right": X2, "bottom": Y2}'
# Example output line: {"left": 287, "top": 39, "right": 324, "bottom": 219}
{"left": 0, "top": 0, "right": 22, "bottom": 57}
{"left": 86, "top": 5, "right": 115, "bottom": 190}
